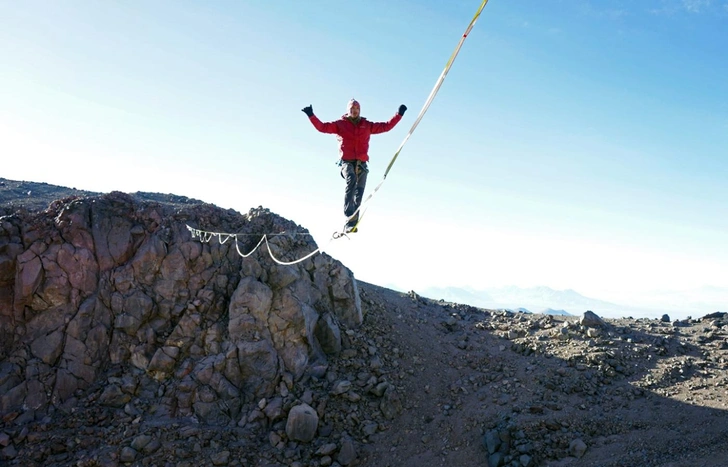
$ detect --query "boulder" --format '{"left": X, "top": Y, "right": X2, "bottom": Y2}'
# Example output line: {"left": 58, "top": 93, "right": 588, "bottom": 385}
{"left": 286, "top": 403, "right": 319, "bottom": 442}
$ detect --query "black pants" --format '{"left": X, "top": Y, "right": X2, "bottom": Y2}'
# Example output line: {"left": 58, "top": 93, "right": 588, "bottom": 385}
{"left": 341, "top": 160, "right": 368, "bottom": 227}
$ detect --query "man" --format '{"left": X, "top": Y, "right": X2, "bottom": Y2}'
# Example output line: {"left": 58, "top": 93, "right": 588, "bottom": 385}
{"left": 302, "top": 99, "right": 407, "bottom": 233}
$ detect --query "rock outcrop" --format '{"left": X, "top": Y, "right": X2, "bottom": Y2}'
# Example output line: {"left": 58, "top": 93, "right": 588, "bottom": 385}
{"left": 0, "top": 191, "right": 360, "bottom": 427}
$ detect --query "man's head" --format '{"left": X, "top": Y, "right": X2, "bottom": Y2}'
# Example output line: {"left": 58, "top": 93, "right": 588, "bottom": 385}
{"left": 347, "top": 99, "right": 360, "bottom": 118}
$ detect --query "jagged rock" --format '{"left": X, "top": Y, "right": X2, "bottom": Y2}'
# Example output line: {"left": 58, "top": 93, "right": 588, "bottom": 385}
{"left": 228, "top": 277, "right": 273, "bottom": 342}
{"left": 99, "top": 384, "right": 131, "bottom": 408}
{"left": 285, "top": 403, "right": 319, "bottom": 442}
{"left": 316, "top": 312, "right": 343, "bottom": 355}
{"left": 263, "top": 396, "right": 284, "bottom": 422}
{"left": 147, "top": 347, "right": 178, "bottom": 380}
{"left": 580, "top": 311, "right": 605, "bottom": 328}
{"left": 30, "top": 329, "right": 64, "bottom": 365}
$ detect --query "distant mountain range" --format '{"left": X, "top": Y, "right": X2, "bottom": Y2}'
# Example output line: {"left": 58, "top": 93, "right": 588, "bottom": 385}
{"left": 381, "top": 282, "right": 726, "bottom": 321}
{"left": 413, "top": 285, "right": 719, "bottom": 320}
{"left": 494, "top": 307, "right": 571, "bottom": 316}
{"left": 418, "top": 285, "right": 618, "bottom": 316}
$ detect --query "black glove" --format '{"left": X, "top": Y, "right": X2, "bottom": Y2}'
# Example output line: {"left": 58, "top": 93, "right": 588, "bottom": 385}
{"left": 302, "top": 105, "right": 314, "bottom": 117}
{"left": 398, "top": 104, "right": 407, "bottom": 116}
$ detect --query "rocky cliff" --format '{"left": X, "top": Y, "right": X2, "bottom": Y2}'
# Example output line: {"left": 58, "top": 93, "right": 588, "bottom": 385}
{"left": 0, "top": 189, "right": 360, "bottom": 427}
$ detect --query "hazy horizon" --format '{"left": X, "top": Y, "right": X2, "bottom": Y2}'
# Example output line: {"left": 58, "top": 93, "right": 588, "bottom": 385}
{"left": 390, "top": 282, "right": 724, "bottom": 321}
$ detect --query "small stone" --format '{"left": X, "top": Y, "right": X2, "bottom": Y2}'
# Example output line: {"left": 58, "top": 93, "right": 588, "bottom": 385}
{"left": 247, "top": 409, "right": 265, "bottom": 423}
{"left": 371, "top": 382, "right": 389, "bottom": 397}
{"left": 99, "top": 384, "right": 131, "bottom": 408}
{"left": 332, "top": 380, "right": 352, "bottom": 395}
{"left": 124, "top": 402, "right": 141, "bottom": 416}
{"left": 337, "top": 438, "right": 357, "bottom": 466}
{"left": 370, "top": 356, "right": 383, "bottom": 370}
{"left": 263, "top": 397, "right": 284, "bottom": 421}
{"left": 0, "top": 444, "right": 17, "bottom": 460}
{"left": 483, "top": 430, "right": 501, "bottom": 454}
{"left": 362, "top": 422, "right": 378, "bottom": 436}
{"left": 569, "top": 438, "right": 587, "bottom": 458}
{"left": 15, "top": 428, "right": 28, "bottom": 444}
{"left": 143, "top": 439, "right": 161, "bottom": 454}
{"left": 316, "top": 443, "right": 337, "bottom": 456}
{"left": 380, "top": 385, "right": 402, "bottom": 419}
{"left": 119, "top": 446, "right": 137, "bottom": 463}
{"left": 488, "top": 451, "right": 504, "bottom": 467}
{"left": 269, "top": 431, "right": 281, "bottom": 447}
{"left": 211, "top": 450, "right": 231, "bottom": 465}
{"left": 131, "top": 435, "right": 152, "bottom": 451}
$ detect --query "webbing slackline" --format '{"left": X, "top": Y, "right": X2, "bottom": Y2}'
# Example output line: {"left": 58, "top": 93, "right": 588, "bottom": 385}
{"left": 189, "top": 0, "right": 489, "bottom": 264}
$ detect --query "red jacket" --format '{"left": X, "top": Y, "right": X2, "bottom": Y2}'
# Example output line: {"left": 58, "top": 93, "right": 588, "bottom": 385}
{"left": 309, "top": 113, "right": 403, "bottom": 162}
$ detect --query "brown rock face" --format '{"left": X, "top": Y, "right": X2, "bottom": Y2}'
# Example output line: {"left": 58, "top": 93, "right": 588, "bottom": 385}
{"left": 0, "top": 192, "right": 360, "bottom": 424}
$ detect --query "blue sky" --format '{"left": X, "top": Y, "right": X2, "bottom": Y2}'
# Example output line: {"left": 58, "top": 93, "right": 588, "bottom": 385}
{"left": 2, "top": 1, "right": 727, "bottom": 317}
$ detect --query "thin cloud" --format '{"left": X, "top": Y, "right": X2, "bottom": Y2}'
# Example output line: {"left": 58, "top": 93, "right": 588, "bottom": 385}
{"left": 649, "top": 0, "right": 718, "bottom": 14}
{"left": 603, "top": 8, "right": 629, "bottom": 20}
{"left": 682, "top": 0, "right": 712, "bottom": 12}
{"left": 575, "top": 3, "right": 631, "bottom": 21}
